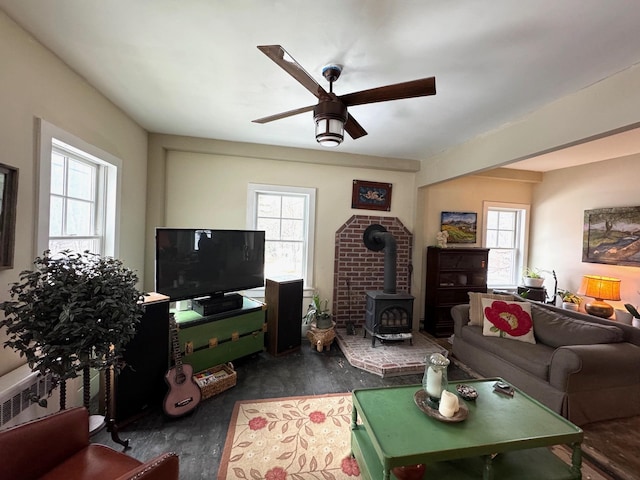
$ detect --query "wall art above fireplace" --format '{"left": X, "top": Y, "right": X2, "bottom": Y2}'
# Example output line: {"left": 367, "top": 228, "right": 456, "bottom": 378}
{"left": 582, "top": 206, "right": 640, "bottom": 266}
{"left": 351, "top": 180, "right": 392, "bottom": 211}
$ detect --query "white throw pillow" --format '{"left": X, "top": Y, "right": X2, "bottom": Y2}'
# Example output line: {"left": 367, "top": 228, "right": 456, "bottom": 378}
{"left": 468, "top": 292, "right": 514, "bottom": 326}
{"left": 481, "top": 298, "right": 536, "bottom": 344}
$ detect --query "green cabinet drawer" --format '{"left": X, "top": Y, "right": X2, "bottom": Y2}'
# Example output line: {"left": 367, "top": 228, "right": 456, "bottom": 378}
{"left": 177, "top": 308, "right": 265, "bottom": 350}
{"left": 171, "top": 297, "right": 266, "bottom": 372}
{"left": 182, "top": 331, "right": 264, "bottom": 373}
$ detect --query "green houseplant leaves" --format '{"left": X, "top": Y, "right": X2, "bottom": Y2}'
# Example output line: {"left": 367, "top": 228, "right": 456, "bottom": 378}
{"left": 0, "top": 250, "right": 143, "bottom": 406}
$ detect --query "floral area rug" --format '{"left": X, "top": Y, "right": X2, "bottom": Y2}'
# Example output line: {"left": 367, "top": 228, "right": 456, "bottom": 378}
{"left": 218, "top": 393, "right": 360, "bottom": 480}
{"left": 218, "top": 392, "right": 617, "bottom": 480}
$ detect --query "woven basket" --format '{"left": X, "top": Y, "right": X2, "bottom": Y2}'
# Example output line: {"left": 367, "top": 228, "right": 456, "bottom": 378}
{"left": 193, "top": 363, "right": 237, "bottom": 399}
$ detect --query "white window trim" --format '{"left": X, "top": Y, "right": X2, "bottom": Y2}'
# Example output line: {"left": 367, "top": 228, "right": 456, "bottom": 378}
{"left": 482, "top": 201, "right": 531, "bottom": 290}
{"left": 246, "top": 183, "right": 316, "bottom": 292}
{"left": 36, "top": 118, "right": 122, "bottom": 257}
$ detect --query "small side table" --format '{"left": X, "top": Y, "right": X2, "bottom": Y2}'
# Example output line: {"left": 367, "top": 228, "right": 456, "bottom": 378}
{"left": 306, "top": 321, "right": 336, "bottom": 352}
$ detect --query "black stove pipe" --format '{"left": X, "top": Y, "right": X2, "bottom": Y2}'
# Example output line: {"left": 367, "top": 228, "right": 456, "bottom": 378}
{"left": 363, "top": 224, "right": 397, "bottom": 294}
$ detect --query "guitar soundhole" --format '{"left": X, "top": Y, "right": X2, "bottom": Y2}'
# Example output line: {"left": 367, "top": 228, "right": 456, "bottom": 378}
{"left": 175, "top": 372, "right": 187, "bottom": 385}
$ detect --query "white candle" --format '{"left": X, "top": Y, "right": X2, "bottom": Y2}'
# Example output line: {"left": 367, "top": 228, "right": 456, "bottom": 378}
{"left": 426, "top": 367, "right": 442, "bottom": 398}
{"left": 438, "top": 390, "right": 459, "bottom": 418}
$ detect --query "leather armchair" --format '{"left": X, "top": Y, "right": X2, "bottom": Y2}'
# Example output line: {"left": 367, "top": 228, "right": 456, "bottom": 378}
{"left": 0, "top": 407, "right": 179, "bottom": 480}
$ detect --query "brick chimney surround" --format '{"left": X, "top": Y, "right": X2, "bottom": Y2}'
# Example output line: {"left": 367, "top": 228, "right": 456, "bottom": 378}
{"left": 332, "top": 215, "right": 413, "bottom": 328}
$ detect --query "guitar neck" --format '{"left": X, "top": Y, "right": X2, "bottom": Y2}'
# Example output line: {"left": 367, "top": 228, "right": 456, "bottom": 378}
{"left": 170, "top": 314, "right": 184, "bottom": 373}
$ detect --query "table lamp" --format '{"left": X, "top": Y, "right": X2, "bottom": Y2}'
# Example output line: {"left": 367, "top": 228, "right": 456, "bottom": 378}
{"left": 579, "top": 275, "right": 621, "bottom": 318}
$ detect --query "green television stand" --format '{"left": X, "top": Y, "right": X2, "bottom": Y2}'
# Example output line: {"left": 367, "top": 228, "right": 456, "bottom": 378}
{"left": 173, "top": 296, "right": 266, "bottom": 373}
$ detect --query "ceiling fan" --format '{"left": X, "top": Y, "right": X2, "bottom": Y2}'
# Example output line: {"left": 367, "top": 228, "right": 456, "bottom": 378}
{"left": 252, "top": 45, "right": 436, "bottom": 147}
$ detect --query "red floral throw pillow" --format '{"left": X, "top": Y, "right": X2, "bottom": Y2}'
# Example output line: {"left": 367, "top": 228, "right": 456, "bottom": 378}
{"left": 481, "top": 299, "right": 536, "bottom": 344}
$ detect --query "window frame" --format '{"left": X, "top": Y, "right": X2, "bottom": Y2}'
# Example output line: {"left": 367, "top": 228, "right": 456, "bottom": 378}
{"left": 37, "top": 119, "right": 122, "bottom": 257}
{"left": 246, "top": 183, "right": 316, "bottom": 290}
{"left": 482, "top": 201, "right": 531, "bottom": 290}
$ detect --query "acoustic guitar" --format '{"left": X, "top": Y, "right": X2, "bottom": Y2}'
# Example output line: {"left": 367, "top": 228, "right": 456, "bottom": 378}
{"left": 163, "top": 314, "right": 202, "bottom": 417}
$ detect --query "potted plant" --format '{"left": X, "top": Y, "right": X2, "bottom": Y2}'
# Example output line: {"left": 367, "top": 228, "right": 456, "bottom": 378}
{"left": 523, "top": 267, "right": 545, "bottom": 288}
{"left": 624, "top": 303, "right": 640, "bottom": 328}
{"left": 558, "top": 289, "right": 581, "bottom": 311}
{"left": 0, "top": 250, "right": 143, "bottom": 411}
{"left": 302, "top": 293, "right": 333, "bottom": 330}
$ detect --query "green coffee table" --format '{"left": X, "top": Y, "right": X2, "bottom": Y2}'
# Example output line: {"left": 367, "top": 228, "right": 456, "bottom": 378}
{"left": 351, "top": 378, "right": 583, "bottom": 480}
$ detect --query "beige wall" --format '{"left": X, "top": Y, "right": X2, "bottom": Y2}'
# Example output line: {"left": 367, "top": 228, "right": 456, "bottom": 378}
{"left": 146, "top": 135, "right": 418, "bottom": 313}
{"left": 0, "top": 12, "right": 148, "bottom": 376}
{"left": 415, "top": 156, "right": 640, "bottom": 321}
{"left": 417, "top": 174, "right": 535, "bottom": 321}
{"left": 530, "top": 154, "right": 640, "bottom": 312}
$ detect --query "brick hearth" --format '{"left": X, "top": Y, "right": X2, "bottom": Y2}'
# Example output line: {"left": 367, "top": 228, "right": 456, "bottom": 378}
{"left": 334, "top": 328, "right": 444, "bottom": 377}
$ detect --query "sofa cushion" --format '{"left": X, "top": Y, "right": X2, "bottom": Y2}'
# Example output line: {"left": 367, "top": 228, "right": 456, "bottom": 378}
{"left": 462, "top": 325, "right": 553, "bottom": 379}
{"left": 481, "top": 299, "right": 536, "bottom": 344}
{"left": 531, "top": 304, "right": 624, "bottom": 347}
{"left": 468, "top": 291, "right": 514, "bottom": 325}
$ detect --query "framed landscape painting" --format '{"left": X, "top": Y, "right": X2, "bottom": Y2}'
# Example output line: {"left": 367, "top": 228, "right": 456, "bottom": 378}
{"left": 582, "top": 206, "right": 640, "bottom": 266}
{"left": 441, "top": 211, "right": 477, "bottom": 243}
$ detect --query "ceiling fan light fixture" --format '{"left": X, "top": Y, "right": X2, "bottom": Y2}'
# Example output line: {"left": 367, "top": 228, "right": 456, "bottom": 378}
{"left": 314, "top": 100, "right": 347, "bottom": 147}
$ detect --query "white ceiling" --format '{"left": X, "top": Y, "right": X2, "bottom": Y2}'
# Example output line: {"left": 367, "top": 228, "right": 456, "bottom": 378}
{"left": 2, "top": 0, "right": 640, "bottom": 169}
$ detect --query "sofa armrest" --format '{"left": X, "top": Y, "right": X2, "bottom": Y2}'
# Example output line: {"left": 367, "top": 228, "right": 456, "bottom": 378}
{"left": 549, "top": 342, "right": 640, "bottom": 392}
{"left": 451, "top": 304, "right": 471, "bottom": 337}
{"left": 0, "top": 407, "right": 90, "bottom": 480}
{"left": 117, "top": 452, "right": 180, "bottom": 480}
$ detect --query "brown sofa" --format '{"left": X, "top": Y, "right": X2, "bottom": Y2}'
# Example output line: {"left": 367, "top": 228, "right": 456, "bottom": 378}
{"left": 452, "top": 298, "right": 640, "bottom": 426}
{"left": 0, "top": 407, "right": 179, "bottom": 480}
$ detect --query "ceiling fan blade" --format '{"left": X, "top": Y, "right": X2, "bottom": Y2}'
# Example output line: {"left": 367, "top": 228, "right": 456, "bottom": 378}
{"left": 258, "top": 45, "right": 330, "bottom": 100}
{"left": 252, "top": 105, "right": 315, "bottom": 124}
{"left": 339, "top": 77, "right": 436, "bottom": 107}
{"left": 345, "top": 114, "right": 368, "bottom": 139}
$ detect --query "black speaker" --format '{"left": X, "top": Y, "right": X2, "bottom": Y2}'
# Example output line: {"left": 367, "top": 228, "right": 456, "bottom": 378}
{"left": 265, "top": 278, "right": 303, "bottom": 356}
{"left": 114, "top": 294, "right": 170, "bottom": 423}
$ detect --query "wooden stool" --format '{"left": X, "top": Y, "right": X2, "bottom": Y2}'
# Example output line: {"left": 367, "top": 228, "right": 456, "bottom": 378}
{"left": 306, "top": 321, "right": 336, "bottom": 352}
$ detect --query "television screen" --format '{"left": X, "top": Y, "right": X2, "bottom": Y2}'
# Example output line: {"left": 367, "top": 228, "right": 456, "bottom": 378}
{"left": 155, "top": 228, "right": 265, "bottom": 302}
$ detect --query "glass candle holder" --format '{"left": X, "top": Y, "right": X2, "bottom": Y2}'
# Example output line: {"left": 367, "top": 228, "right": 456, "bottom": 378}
{"left": 422, "top": 352, "right": 450, "bottom": 408}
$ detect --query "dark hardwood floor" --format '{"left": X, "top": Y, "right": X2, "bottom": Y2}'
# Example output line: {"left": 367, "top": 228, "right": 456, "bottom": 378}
{"left": 92, "top": 341, "right": 471, "bottom": 479}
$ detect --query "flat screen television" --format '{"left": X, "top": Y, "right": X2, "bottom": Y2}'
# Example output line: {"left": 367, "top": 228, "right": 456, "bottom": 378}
{"left": 155, "top": 228, "right": 265, "bottom": 302}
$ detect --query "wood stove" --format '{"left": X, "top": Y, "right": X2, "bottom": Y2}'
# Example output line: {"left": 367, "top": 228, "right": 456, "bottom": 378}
{"left": 362, "top": 224, "right": 414, "bottom": 347}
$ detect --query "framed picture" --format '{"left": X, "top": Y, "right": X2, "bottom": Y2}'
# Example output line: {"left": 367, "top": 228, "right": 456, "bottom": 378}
{"left": 0, "top": 163, "right": 18, "bottom": 269}
{"left": 351, "top": 180, "right": 392, "bottom": 211}
{"left": 441, "top": 211, "right": 477, "bottom": 243}
{"left": 582, "top": 206, "right": 640, "bottom": 266}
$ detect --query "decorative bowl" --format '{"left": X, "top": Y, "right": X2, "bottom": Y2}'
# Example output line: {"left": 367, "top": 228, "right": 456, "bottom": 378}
{"left": 413, "top": 389, "right": 468, "bottom": 423}
{"left": 456, "top": 384, "right": 478, "bottom": 401}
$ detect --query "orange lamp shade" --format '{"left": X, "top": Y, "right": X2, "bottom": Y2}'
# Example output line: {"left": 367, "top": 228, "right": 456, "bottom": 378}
{"left": 579, "top": 275, "right": 621, "bottom": 318}
{"left": 579, "top": 275, "right": 621, "bottom": 301}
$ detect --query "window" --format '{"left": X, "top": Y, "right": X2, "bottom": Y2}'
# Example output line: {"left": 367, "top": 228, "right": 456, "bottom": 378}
{"left": 247, "top": 184, "right": 315, "bottom": 288}
{"left": 49, "top": 142, "right": 103, "bottom": 253}
{"left": 483, "top": 201, "right": 530, "bottom": 289}
{"left": 37, "top": 119, "right": 121, "bottom": 257}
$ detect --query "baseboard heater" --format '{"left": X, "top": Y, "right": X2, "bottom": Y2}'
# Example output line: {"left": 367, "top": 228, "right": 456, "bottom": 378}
{"left": 0, "top": 364, "right": 54, "bottom": 430}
